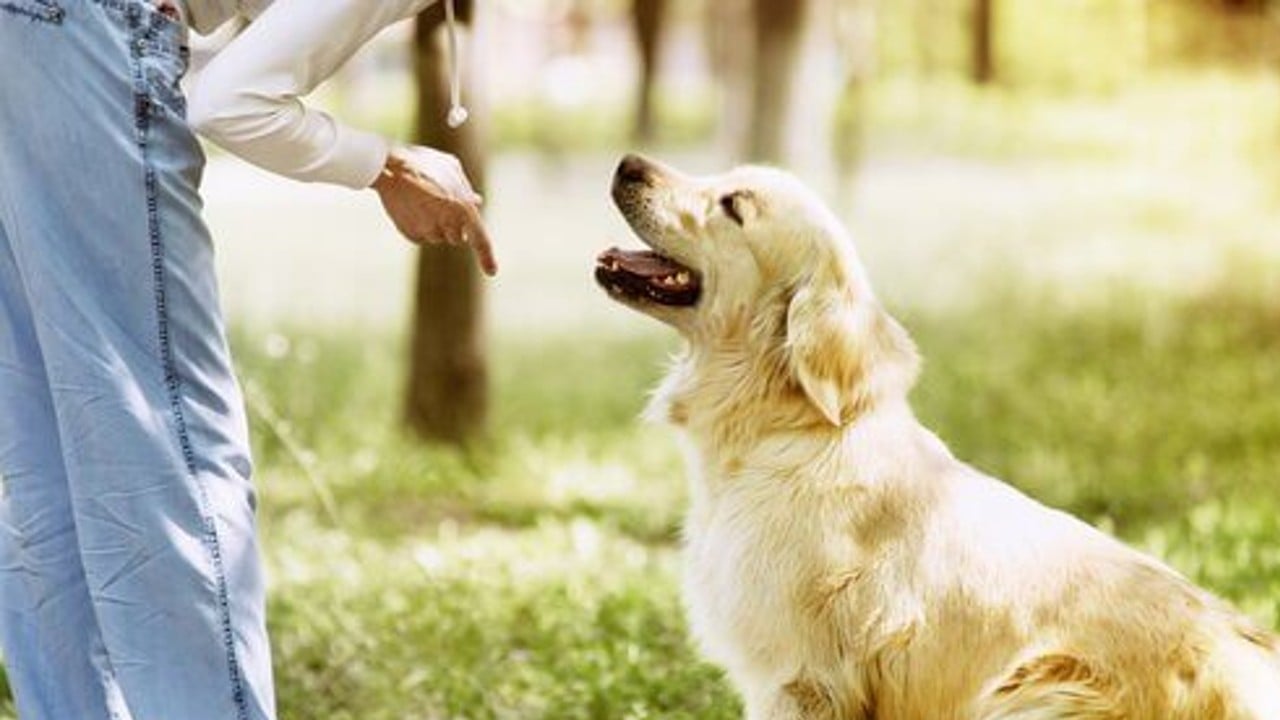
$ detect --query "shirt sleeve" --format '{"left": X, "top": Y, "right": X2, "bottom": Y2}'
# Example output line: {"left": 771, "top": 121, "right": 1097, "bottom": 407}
{"left": 187, "top": 0, "right": 439, "bottom": 189}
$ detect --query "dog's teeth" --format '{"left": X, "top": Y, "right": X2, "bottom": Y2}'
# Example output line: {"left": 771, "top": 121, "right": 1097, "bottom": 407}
{"left": 676, "top": 272, "right": 690, "bottom": 285}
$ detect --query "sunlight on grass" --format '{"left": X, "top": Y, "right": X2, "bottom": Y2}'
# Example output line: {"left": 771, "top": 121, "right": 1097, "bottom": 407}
{"left": 265, "top": 513, "right": 736, "bottom": 719}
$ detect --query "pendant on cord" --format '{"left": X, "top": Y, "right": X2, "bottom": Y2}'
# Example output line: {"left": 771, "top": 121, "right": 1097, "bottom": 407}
{"left": 444, "top": 0, "right": 469, "bottom": 128}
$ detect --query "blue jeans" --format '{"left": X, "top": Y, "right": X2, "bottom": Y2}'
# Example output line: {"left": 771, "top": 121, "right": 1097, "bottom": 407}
{"left": 0, "top": 1, "right": 275, "bottom": 718}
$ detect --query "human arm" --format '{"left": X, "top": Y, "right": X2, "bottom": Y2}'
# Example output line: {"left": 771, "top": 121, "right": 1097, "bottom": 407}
{"left": 187, "top": 0, "right": 436, "bottom": 188}
{"left": 187, "top": 0, "right": 495, "bottom": 273}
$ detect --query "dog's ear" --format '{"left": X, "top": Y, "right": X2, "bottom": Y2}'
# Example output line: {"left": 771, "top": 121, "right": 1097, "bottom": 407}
{"left": 786, "top": 278, "right": 918, "bottom": 426}
{"left": 786, "top": 284, "right": 861, "bottom": 426}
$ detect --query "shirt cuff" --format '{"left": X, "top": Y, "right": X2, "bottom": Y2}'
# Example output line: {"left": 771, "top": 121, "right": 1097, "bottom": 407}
{"left": 330, "top": 126, "right": 390, "bottom": 190}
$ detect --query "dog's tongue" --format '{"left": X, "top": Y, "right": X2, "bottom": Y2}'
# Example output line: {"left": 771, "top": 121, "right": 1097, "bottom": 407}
{"left": 598, "top": 248, "right": 686, "bottom": 278}
{"left": 595, "top": 246, "right": 702, "bottom": 306}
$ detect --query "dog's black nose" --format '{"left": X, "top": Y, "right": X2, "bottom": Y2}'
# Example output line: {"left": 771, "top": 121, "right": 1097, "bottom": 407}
{"left": 615, "top": 154, "right": 652, "bottom": 187}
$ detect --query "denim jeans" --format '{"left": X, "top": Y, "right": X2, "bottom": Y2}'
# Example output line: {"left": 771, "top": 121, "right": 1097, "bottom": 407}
{"left": 0, "top": 1, "right": 275, "bottom": 718}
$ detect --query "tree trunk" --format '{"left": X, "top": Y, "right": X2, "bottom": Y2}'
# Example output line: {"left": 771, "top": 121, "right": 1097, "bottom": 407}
{"left": 914, "top": 0, "right": 942, "bottom": 78}
{"left": 632, "top": 0, "right": 670, "bottom": 143}
{"left": 405, "top": 0, "right": 489, "bottom": 444}
{"left": 833, "top": 0, "right": 877, "bottom": 206}
{"left": 973, "top": 0, "right": 996, "bottom": 84}
{"left": 747, "top": 0, "right": 810, "bottom": 163}
{"left": 706, "top": 0, "right": 753, "bottom": 158}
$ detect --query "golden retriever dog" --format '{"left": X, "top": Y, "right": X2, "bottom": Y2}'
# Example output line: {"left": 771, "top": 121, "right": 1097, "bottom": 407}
{"left": 595, "top": 154, "right": 1280, "bottom": 719}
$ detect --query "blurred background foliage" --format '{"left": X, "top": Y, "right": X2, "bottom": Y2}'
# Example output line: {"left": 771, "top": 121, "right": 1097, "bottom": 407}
{"left": 320, "top": 0, "right": 1280, "bottom": 154}
{"left": 5, "top": 0, "right": 1278, "bottom": 717}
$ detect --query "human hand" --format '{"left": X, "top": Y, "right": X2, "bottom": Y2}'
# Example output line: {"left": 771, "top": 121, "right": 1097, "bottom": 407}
{"left": 371, "top": 145, "right": 496, "bottom": 276}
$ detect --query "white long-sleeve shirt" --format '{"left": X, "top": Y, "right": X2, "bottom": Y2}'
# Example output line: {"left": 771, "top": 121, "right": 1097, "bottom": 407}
{"left": 185, "top": 0, "right": 439, "bottom": 189}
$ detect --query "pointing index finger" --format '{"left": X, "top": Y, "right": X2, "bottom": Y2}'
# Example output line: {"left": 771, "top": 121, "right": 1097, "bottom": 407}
{"left": 464, "top": 208, "right": 497, "bottom": 277}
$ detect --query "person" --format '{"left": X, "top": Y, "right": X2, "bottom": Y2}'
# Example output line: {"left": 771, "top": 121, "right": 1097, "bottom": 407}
{"left": 0, "top": 0, "right": 487, "bottom": 717}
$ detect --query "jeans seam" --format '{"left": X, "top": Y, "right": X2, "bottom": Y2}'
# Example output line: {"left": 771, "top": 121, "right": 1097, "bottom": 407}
{"left": 129, "top": 21, "right": 251, "bottom": 720}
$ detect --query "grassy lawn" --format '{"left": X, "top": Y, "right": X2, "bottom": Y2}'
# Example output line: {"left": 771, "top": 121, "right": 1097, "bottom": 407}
{"left": 236, "top": 273, "right": 1280, "bottom": 719}
{"left": 7, "top": 282, "right": 1275, "bottom": 718}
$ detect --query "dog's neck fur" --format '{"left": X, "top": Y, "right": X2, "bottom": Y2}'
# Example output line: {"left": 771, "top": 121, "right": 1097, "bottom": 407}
{"left": 648, "top": 294, "right": 923, "bottom": 491}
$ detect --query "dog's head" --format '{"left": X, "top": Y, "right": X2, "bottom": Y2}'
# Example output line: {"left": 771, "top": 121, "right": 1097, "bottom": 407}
{"left": 596, "top": 154, "right": 918, "bottom": 427}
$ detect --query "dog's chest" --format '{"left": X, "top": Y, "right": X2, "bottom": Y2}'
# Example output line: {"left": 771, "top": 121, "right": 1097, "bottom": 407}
{"left": 680, "top": 484, "right": 842, "bottom": 678}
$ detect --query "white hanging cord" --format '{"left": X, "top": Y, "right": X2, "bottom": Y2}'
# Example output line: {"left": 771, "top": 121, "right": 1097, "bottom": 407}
{"left": 444, "top": 0, "right": 469, "bottom": 128}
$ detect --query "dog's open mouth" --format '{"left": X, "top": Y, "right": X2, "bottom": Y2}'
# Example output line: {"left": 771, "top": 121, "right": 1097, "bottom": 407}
{"left": 595, "top": 247, "right": 702, "bottom": 307}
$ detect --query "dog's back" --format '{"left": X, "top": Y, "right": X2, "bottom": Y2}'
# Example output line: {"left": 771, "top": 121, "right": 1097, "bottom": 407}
{"left": 1209, "top": 623, "right": 1280, "bottom": 719}
{"left": 855, "top": 456, "right": 1280, "bottom": 720}
{"left": 971, "top": 587, "right": 1280, "bottom": 719}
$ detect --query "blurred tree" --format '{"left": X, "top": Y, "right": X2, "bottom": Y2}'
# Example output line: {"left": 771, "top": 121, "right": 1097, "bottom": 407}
{"left": 914, "top": 0, "right": 945, "bottom": 78}
{"left": 747, "top": 0, "right": 811, "bottom": 162}
{"left": 705, "top": 0, "right": 753, "bottom": 156}
{"left": 833, "top": 0, "right": 877, "bottom": 203}
{"left": 1218, "top": 0, "right": 1269, "bottom": 11}
{"left": 632, "top": 0, "right": 670, "bottom": 143}
{"left": 973, "top": 0, "right": 996, "bottom": 83}
{"left": 406, "top": 0, "right": 489, "bottom": 444}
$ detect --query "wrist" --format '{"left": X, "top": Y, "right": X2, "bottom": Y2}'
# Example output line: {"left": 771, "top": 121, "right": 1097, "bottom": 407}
{"left": 372, "top": 149, "right": 408, "bottom": 192}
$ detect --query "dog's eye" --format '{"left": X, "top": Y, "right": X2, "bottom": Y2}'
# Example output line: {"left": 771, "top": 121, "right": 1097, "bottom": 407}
{"left": 720, "top": 192, "right": 747, "bottom": 226}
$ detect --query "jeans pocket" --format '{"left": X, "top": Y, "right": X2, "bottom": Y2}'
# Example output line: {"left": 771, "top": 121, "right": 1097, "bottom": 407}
{"left": 136, "top": 0, "right": 182, "bottom": 32}
{"left": 140, "top": 40, "right": 189, "bottom": 117}
{"left": 0, "top": 0, "right": 65, "bottom": 24}
{"left": 88, "top": 0, "right": 188, "bottom": 117}
{"left": 132, "top": 7, "right": 189, "bottom": 117}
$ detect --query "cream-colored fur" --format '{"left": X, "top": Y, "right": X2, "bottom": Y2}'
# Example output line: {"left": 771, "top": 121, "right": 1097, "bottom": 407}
{"left": 604, "top": 155, "right": 1280, "bottom": 720}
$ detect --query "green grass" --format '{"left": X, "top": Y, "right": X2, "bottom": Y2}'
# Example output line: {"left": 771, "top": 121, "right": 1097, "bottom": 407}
{"left": 210, "top": 262, "right": 1280, "bottom": 718}
{"left": 239, "top": 325, "right": 734, "bottom": 718}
